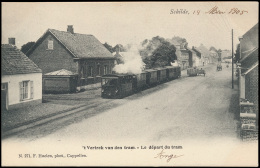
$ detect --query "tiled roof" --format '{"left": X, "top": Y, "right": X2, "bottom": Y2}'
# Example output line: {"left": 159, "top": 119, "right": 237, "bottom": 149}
{"left": 240, "top": 47, "right": 258, "bottom": 63}
{"left": 242, "top": 62, "right": 258, "bottom": 76}
{"left": 1, "top": 44, "right": 42, "bottom": 75}
{"left": 44, "top": 69, "right": 76, "bottom": 76}
{"left": 32, "top": 29, "right": 114, "bottom": 59}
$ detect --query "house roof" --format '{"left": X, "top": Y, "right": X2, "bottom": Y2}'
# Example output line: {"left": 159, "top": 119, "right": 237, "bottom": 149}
{"left": 1, "top": 44, "right": 42, "bottom": 75}
{"left": 240, "top": 47, "right": 258, "bottom": 63}
{"left": 191, "top": 47, "right": 202, "bottom": 58}
{"left": 27, "top": 29, "right": 114, "bottom": 59}
{"left": 44, "top": 69, "right": 77, "bottom": 76}
{"left": 242, "top": 62, "right": 258, "bottom": 76}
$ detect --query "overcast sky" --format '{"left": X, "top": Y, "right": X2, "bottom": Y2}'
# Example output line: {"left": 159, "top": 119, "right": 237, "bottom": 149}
{"left": 2, "top": 2, "right": 258, "bottom": 50}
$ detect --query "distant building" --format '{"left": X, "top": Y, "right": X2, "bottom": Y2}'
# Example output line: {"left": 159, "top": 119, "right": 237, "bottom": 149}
{"left": 169, "top": 40, "right": 190, "bottom": 70}
{"left": 186, "top": 47, "right": 200, "bottom": 67}
{"left": 192, "top": 46, "right": 202, "bottom": 67}
{"left": 197, "top": 44, "right": 212, "bottom": 65}
{"left": 113, "top": 46, "right": 125, "bottom": 65}
{"left": 1, "top": 39, "right": 42, "bottom": 110}
{"left": 26, "top": 25, "right": 115, "bottom": 89}
{"left": 238, "top": 22, "right": 258, "bottom": 128}
{"left": 209, "top": 50, "right": 218, "bottom": 63}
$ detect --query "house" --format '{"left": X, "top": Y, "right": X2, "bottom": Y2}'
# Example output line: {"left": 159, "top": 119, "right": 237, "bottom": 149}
{"left": 26, "top": 25, "right": 115, "bottom": 89}
{"left": 169, "top": 39, "right": 191, "bottom": 70}
{"left": 238, "top": 23, "right": 258, "bottom": 129}
{"left": 192, "top": 46, "right": 202, "bottom": 67}
{"left": 209, "top": 49, "right": 218, "bottom": 63}
{"left": 113, "top": 47, "right": 125, "bottom": 65}
{"left": 186, "top": 46, "right": 200, "bottom": 67}
{"left": 197, "top": 44, "right": 212, "bottom": 65}
{"left": 1, "top": 39, "right": 42, "bottom": 111}
{"left": 221, "top": 49, "right": 232, "bottom": 63}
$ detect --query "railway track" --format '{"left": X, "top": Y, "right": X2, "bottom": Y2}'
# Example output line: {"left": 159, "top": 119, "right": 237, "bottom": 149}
{"left": 2, "top": 99, "right": 120, "bottom": 139}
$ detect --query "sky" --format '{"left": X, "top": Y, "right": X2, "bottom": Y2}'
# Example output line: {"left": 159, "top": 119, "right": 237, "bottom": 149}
{"left": 2, "top": 2, "right": 259, "bottom": 50}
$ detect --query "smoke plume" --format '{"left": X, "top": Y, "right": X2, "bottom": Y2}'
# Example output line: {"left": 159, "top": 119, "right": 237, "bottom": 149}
{"left": 113, "top": 44, "right": 145, "bottom": 74}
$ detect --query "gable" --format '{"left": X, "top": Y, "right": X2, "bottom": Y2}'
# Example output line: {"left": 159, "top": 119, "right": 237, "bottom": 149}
{"left": 27, "top": 29, "right": 115, "bottom": 59}
{"left": 26, "top": 31, "right": 75, "bottom": 58}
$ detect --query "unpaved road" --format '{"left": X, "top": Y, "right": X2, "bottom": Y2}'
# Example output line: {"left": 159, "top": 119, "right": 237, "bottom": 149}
{"left": 2, "top": 64, "right": 258, "bottom": 166}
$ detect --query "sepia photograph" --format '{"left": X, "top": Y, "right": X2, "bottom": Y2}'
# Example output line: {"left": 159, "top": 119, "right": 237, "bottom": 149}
{"left": 1, "top": 1, "right": 259, "bottom": 166}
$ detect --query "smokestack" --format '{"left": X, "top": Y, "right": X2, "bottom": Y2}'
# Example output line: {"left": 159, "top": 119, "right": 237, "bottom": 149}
{"left": 8, "top": 38, "right": 15, "bottom": 45}
{"left": 67, "top": 25, "right": 74, "bottom": 33}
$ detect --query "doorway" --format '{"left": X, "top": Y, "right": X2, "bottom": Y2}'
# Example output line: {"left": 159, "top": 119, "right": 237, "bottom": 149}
{"left": 1, "top": 83, "right": 8, "bottom": 111}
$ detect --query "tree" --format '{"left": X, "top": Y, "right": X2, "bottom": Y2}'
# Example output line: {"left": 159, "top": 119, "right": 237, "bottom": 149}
{"left": 139, "top": 36, "right": 177, "bottom": 69}
{"left": 21, "top": 42, "right": 35, "bottom": 55}
{"left": 103, "top": 42, "right": 114, "bottom": 53}
{"left": 172, "top": 36, "right": 187, "bottom": 44}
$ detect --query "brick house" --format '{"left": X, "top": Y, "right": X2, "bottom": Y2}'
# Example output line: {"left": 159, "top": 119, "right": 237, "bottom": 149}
{"left": 26, "top": 25, "right": 115, "bottom": 88}
{"left": 1, "top": 39, "right": 42, "bottom": 110}
{"left": 238, "top": 23, "right": 258, "bottom": 128}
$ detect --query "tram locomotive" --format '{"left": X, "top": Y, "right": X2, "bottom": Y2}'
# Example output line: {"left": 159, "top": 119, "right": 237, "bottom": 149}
{"left": 101, "top": 66, "right": 181, "bottom": 99}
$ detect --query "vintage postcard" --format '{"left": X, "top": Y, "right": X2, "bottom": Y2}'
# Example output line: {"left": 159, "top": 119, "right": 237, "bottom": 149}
{"left": 1, "top": 1, "right": 258, "bottom": 166}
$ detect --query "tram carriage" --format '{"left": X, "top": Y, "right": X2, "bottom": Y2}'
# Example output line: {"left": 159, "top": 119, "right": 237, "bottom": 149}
{"left": 145, "top": 69, "right": 158, "bottom": 86}
{"left": 133, "top": 71, "right": 147, "bottom": 91}
{"left": 101, "top": 66, "right": 182, "bottom": 99}
{"left": 155, "top": 68, "right": 168, "bottom": 83}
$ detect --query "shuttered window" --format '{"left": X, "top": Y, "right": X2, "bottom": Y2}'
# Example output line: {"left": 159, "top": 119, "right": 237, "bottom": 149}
{"left": 19, "top": 81, "right": 29, "bottom": 101}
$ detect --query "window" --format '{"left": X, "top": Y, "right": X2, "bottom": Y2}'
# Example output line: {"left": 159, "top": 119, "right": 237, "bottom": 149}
{"left": 1, "top": 83, "right": 8, "bottom": 90}
{"left": 97, "top": 65, "right": 101, "bottom": 76}
{"left": 88, "top": 66, "right": 93, "bottom": 77}
{"left": 104, "top": 65, "right": 108, "bottom": 75}
{"left": 19, "top": 81, "right": 34, "bottom": 101}
{"left": 20, "top": 81, "right": 29, "bottom": 100}
{"left": 48, "top": 40, "right": 53, "bottom": 50}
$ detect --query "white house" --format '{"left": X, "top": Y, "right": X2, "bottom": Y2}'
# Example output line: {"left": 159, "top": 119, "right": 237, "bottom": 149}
{"left": 1, "top": 41, "right": 42, "bottom": 111}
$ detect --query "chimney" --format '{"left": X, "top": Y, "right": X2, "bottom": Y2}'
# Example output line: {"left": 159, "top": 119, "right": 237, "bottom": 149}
{"left": 67, "top": 25, "right": 74, "bottom": 33}
{"left": 8, "top": 38, "right": 15, "bottom": 45}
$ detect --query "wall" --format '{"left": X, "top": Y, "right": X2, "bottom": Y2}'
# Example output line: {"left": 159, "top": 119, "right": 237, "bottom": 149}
{"left": 245, "top": 66, "right": 258, "bottom": 110}
{"left": 2, "top": 73, "right": 42, "bottom": 109}
{"left": 78, "top": 58, "right": 115, "bottom": 85}
{"left": 43, "top": 76, "right": 77, "bottom": 93}
{"left": 28, "top": 34, "right": 78, "bottom": 74}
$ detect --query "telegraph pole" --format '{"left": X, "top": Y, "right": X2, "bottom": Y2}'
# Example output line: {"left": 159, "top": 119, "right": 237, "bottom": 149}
{"left": 232, "top": 29, "right": 234, "bottom": 89}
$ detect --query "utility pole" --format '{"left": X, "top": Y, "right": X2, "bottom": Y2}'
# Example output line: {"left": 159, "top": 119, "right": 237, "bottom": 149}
{"left": 232, "top": 29, "right": 234, "bottom": 89}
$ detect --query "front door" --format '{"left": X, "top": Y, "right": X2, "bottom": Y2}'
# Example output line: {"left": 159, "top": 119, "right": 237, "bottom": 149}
{"left": 1, "top": 83, "right": 8, "bottom": 111}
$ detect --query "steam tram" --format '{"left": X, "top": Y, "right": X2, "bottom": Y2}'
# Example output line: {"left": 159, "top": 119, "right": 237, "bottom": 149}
{"left": 101, "top": 66, "right": 181, "bottom": 98}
